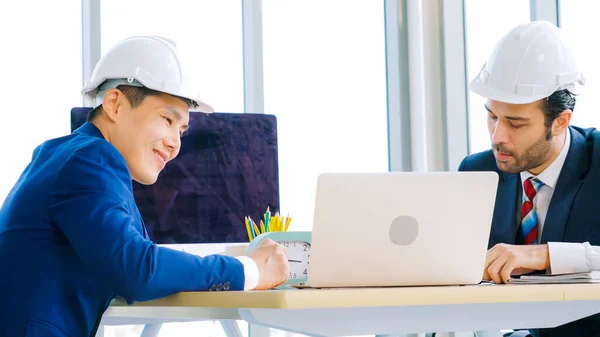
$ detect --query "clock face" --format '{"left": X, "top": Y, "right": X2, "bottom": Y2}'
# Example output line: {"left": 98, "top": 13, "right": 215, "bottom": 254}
{"left": 278, "top": 240, "right": 310, "bottom": 281}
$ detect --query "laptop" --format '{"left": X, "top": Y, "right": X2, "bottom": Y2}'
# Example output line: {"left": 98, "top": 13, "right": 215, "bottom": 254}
{"left": 298, "top": 171, "right": 498, "bottom": 288}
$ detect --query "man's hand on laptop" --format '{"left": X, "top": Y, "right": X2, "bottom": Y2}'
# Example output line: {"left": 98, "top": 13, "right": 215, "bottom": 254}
{"left": 483, "top": 243, "right": 550, "bottom": 284}
{"left": 248, "top": 238, "right": 290, "bottom": 290}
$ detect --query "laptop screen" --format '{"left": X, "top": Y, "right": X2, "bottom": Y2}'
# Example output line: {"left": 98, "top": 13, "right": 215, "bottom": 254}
{"left": 71, "top": 108, "right": 280, "bottom": 244}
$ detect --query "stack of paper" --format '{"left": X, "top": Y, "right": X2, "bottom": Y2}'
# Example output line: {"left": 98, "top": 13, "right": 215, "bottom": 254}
{"left": 508, "top": 271, "right": 600, "bottom": 284}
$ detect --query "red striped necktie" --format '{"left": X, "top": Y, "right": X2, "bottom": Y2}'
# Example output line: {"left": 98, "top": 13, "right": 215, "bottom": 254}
{"left": 520, "top": 177, "right": 544, "bottom": 245}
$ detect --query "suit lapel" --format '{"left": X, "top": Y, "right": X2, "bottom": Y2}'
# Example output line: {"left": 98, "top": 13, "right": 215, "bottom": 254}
{"left": 490, "top": 172, "right": 519, "bottom": 246}
{"left": 541, "top": 127, "right": 588, "bottom": 243}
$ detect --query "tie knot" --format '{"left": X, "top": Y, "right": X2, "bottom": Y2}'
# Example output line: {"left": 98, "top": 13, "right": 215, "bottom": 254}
{"left": 523, "top": 177, "right": 543, "bottom": 201}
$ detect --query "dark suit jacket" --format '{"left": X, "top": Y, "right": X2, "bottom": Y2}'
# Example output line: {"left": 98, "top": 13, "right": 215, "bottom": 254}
{"left": 0, "top": 122, "right": 245, "bottom": 337}
{"left": 459, "top": 126, "right": 600, "bottom": 337}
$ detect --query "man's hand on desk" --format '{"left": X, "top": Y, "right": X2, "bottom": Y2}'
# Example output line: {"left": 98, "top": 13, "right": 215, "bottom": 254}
{"left": 248, "top": 238, "right": 290, "bottom": 290}
{"left": 483, "top": 243, "right": 550, "bottom": 284}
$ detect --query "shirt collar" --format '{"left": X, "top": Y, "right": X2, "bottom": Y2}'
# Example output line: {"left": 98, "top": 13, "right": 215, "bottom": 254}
{"left": 520, "top": 128, "right": 571, "bottom": 189}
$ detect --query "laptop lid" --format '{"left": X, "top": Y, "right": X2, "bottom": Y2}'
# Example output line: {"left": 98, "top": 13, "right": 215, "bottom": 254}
{"left": 71, "top": 108, "right": 280, "bottom": 244}
{"left": 304, "top": 171, "right": 498, "bottom": 287}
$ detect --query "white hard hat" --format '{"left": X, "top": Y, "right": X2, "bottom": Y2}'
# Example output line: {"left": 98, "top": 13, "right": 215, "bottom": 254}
{"left": 469, "top": 20, "right": 585, "bottom": 104}
{"left": 81, "top": 35, "right": 213, "bottom": 113}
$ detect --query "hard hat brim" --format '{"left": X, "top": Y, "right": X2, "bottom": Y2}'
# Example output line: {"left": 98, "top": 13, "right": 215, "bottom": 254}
{"left": 192, "top": 100, "right": 214, "bottom": 113}
{"left": 82, "top": 79, "right": 215, "bottom": 113}
{"left": 469, "top": 77, "right": 549, "bottom": 105}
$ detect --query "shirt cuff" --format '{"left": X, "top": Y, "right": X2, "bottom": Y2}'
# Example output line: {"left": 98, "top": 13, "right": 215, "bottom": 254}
{"left": 548, "top": 242, "right": 588, "bottom": 275}
{"left": 235, "top": 256, "right": 259, "bottom": 290}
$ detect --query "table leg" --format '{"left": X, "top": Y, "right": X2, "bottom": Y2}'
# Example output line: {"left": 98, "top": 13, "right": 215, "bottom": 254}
{"left": 220, "top": 320, "right": 244, "bottom": 337}
{"left": 249, "top": 324, "right": 271, "bottom": 337}
{"left": 141, "top": 324, "right": 162, "bottom": 337}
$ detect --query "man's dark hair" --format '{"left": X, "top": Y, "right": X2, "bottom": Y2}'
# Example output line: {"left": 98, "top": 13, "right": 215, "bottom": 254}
{"left": 87, "top": 85, "right": 192, "bottom": 121}
{"left": 540, "top": 89, "right": 576, "bottom": 130}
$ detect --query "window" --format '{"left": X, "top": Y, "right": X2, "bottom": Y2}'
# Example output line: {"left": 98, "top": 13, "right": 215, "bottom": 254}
{"left": 0, "top": 2, "right": 82, "bottom": 203}
{"left": 464, "top": 0, "right": 530, "bottom": 154}
{"left": 262, "top": 0, "right": 390, "bottom": 230}
{"left": 560, "top": 1, "right": 600, "bottom": 129}
{"left": 101, "top": 0, "right": 244, "bottom": 113}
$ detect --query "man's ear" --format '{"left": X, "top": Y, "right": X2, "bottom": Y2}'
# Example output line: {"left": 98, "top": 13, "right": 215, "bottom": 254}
{"left": 552, "top": 109, "right": 572, "bottom": 137}
{"left": 101, "top": 88, "right": 127, "bottom": 122}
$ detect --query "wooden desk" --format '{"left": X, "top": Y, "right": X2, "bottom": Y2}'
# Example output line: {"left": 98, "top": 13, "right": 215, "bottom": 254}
{"left": 103, "top": 283, "right": 600, "bottom": 336}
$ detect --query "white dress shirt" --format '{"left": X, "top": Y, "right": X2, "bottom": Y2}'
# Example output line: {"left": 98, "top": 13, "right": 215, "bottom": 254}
{"left": 236, "top": 256, "right": 259, "bottom": 289}
{"left": 520, "top": 129, "right": 600, "bottom": 274}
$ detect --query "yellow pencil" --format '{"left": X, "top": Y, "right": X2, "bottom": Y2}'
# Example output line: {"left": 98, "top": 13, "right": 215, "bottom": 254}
{"left": 260, "top": 220, "right": 266, "bottom": 234}
{"left": 284, "top": 215, "right": 292, "bottom": 231}
{"left": 253, "top": 222, "right": 261, "bottom": 237}
{"left": 272, "top": 215, "right": 279, "bottom": 232}
{"left": 244, "top": 217, "right": 252, "bottom": 241}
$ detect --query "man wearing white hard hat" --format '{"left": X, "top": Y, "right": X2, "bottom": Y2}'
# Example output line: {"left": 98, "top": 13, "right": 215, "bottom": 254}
{"left": 460, "top": 21, "right": 600, "bottom": 336}
{"left": 0, "top": 36, "right": 289, "bottom": 337}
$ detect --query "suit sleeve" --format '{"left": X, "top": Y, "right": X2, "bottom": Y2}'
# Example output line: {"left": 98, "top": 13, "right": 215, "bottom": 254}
{"left": 48, "top": 142, "right": 248, "bottom": 303}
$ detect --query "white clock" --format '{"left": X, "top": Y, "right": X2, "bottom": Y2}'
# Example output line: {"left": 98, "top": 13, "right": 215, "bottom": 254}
{"left": 244, "top": 231, "right": 311, "bottom": 288}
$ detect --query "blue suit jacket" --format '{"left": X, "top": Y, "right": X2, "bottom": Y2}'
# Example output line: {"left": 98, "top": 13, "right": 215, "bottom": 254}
{"left": 459, "top": 126, "right": 600, "bottom": 337}
{"left": 0, "top": 123, "right": 245, "bottom": 337}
